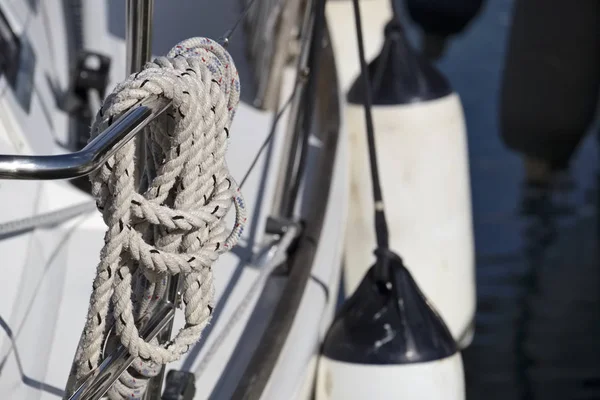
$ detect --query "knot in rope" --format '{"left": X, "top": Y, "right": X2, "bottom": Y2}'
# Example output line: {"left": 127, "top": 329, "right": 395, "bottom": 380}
{"left": 67, "top": 38, "right": 247, "bottom": 399}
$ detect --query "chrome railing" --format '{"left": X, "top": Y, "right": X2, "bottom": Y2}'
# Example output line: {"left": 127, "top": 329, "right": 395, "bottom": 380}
{"left": 0, "top": 0, "right": 160, "bottom": 182}
{"left": 0, "top": 1, "right": 182, "bottom": 399}
{"left": 123, "top": 2, "right": 181, "bottom": 398}
{"left": 126, "top": 0, "right": 154, "bottom": 186}
{"left": 0, "top": 96, "right": 170, "bottom": 180}
{"left": 67, "top": 303, "right": 176, "bottom": 400}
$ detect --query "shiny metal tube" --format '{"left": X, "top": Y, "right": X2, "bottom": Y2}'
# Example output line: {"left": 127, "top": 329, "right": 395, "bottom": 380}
{"left": 0, "top": 2, "right": 180, "bottom": 399}
{"left": 67, "top": 303, "right": 176, "bottom": 400}
{"left": 126, "top": 0, "right": 154, "bottom": 184}
{"left": 0, "top": 0, "right": 158, "bottom": 182}
{"left": 125, "top": 3, "right": 177, "bottom": 400}
{"left": 126, "top": 0, "right": 154, "bottom": 75}
{"left": 0, "top": 97, "right": 171, "bottom": 180}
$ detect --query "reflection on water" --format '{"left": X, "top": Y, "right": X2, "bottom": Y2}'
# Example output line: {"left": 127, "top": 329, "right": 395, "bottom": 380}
{"left": 402, "top": 0, "right": 600, "bottom": 399}
{"left": 463, "top": 166, "right": 600, "bottom": 400}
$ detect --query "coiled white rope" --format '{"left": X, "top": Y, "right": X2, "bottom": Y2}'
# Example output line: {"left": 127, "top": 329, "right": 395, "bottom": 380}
{"left": 64, "top": 37, "right": 247, "bottom": 400}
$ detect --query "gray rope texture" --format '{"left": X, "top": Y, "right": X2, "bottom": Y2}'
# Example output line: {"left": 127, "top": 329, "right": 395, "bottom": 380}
{"left": 64, "top": 37, "right": 247, "bottom": 400}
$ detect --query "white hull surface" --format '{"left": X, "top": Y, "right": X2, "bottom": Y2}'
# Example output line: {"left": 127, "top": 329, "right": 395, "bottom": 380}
{"left": 344, "top": 96, "right": 476, "bottom": 344}
{"left": 316, "top": 353, "right": 466, "bottom": 400}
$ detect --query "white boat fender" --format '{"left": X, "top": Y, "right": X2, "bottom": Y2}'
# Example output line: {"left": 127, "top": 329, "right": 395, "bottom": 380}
{"left": 346, "top": 19, "right": 453, "bottom": 104}
{"left": 316, "top": 251, "right": 465, "bottom": 400}
{"left": 343, "top": 18, "right": 476, "bottom": 348}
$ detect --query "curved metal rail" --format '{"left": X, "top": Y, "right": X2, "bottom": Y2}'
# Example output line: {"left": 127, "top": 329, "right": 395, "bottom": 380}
{"left": 0, "top": 1, "right": 182, "bottom": 399}
{"left": 0, "top": 92, "right": 173, "bottom": 400}
{"left": 0, "top": 97, "right": 171, "bottom": 180}
{"left": 67, "top": 304, "right": 176, "bottom": 400}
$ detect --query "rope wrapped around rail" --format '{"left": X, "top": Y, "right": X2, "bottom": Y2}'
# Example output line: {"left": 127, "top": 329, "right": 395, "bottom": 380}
{"left": 64, "top": 37, "right": 247, "bottom": 400}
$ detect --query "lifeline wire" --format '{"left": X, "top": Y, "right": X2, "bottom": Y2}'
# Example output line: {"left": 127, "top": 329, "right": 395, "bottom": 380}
{"left": 220, "top": 0, "right": 261, "bottom": 47}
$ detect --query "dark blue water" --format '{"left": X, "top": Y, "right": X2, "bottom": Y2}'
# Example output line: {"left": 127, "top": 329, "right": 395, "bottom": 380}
{"left": 404, "top": 1, "right": 600, "bottom": 399}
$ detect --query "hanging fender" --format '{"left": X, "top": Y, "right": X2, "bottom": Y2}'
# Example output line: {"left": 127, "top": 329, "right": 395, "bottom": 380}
{"left": 404, "top": 0, "right": 486, "bottom": 59}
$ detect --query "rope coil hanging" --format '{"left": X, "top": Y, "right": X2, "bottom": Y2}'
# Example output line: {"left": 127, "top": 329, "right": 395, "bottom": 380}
{"left": 65, "top": 37, "right": 247, "bottom": 399}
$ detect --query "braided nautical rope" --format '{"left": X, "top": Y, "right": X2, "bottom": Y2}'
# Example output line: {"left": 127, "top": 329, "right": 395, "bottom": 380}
{"left": 64, "top": 37, "right": 247, "bottom": 400}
